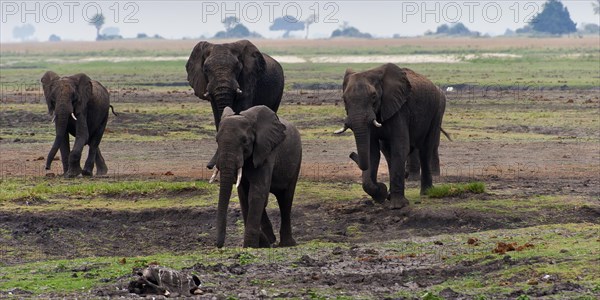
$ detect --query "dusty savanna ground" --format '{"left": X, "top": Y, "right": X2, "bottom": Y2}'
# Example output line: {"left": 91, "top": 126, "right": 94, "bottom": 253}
{"left": 1, "top": 38, "right": 599, "bottom": 299}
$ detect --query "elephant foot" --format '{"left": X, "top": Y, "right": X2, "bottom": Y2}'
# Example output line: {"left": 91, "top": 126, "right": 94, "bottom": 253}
{"left": 82, "top": 169, "right": 93, "bottom": 176}
{"left": 420, "top": 185, "right": 433, "bottom": 196}
{"left": 258, "top": 232, "right": 273, "bottom": 248}
{"left": 64, "top": 167, "right": 82, "bottom": 178}
{"left": 406, "top": 172, "right": 420, "bottom": 181}
{"left": 365, "top": 182, "right": 388, "bottom": 204}
{"left": 389, "top": 195, "right": 409, "bottom": 210}
{"left": 278, "top": 238, "right": 297, "bottom": 247}
{"left": 96, "top": 167, "right": 108, "bottom": 176}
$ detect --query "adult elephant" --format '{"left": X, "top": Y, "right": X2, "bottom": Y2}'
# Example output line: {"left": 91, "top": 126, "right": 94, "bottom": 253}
{"left": 41, "top": 71, "right": 115, "bottom": 178}
{"left": 212, "top": 106, "right": 301, "bottom": 248}
{"left": 185, "top": 40, "right": 284, "bottom": 168}
{"left": 335, "top": 63, "right": 446, "bottom": 210}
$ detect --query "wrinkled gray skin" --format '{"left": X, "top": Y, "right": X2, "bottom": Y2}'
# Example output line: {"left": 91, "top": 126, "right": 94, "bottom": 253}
{"left": 406, "top": 128, "right": 451, "bottom": 180}
{"left": 337, "top": 63, "right": 446, "bottom": 210}
{"left": 214, "top": 106, "right": 301, "bottom": 248}
{"left": 41, "top": 71, "right": 112, "bottom": 178}
{"left": 185, "top": 40, "right": 284, "bottom": 169}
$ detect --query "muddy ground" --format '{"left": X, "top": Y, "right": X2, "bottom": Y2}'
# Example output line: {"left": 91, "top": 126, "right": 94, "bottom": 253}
{"left": 0, "top": 87, "right": 599, "bottom": 299}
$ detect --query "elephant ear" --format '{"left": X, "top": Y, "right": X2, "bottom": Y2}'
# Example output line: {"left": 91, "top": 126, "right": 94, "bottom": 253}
{"left": 240, "top": 105, "right": 286, "bottom": 168}
{"left": 72, "top": 73, "right": 92, "bottom": 117}
{"left": 233, "top": 40, "right": 266, "bottom": 104}
{"left": 380, "top": 63, "right": 411, "bottom": 122}
{"left": 221, "top": 106, "right": 236, "bottom": 119}
{"left": 41, "top": 71, "right": 59, "bottom": 115}
{"left": 186, "top": 41, "right": 211, "bottom": 100}
{"left": 342, "top": 68, "right": 355, "bottom": 92}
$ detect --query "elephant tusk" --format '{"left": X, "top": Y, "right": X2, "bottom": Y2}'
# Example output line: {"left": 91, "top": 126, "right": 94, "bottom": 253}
{"left": 209, "top": 168, "right": 219, "bottom": 183}
{"left": 51, "top": 114, "right": 55, "bottom": 123}
{"left": 71, "top": 113, "right": 77, "bottom": 120}
{"left": 203, "top": 92, "right": 209, "bottom": 98}
{"left": 372, "top": 119, "right": 382, "bottom": 127}
{"left": 236, "top": 88, "right": 242, "bottom": 95}
{"left": 235, "top": 168, "right": 242, "bottom": 188}
{"left": 334, "top": 125, "right": 348, "bottom": 134}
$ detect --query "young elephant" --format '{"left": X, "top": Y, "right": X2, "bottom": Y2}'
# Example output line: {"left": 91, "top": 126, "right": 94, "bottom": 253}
{"left": 41, "top": 71, "right": 115, "bottom": 178}
{"left": 212, "top": 106, "right": 302, "bottom": 248}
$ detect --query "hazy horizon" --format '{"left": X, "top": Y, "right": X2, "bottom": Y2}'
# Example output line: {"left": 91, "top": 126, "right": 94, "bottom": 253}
{"left": 1, "top": 1, "right": 599, "bottom": 43}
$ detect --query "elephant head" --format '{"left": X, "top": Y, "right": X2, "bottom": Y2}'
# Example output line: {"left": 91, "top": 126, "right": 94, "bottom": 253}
{"left": 41, "top": 71, "right": 93, "bottom": 171}
{"left": 338, "top": 63, "right": 411, "bottom": 171}
{"left": 213, "top": 105, "right": 286, "bottom": 248}
{"left": 186, "top": 40, "right": 266, "bottom": 129}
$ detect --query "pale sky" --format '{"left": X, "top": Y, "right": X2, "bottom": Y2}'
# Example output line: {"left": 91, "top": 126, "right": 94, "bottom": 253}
{"left": 1, "top": 1, "right": 599, "bottom": 42}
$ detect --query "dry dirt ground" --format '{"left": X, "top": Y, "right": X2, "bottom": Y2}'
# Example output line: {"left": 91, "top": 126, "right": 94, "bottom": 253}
{"left": 0, "top": 87, "right": 599, "bottom": 299}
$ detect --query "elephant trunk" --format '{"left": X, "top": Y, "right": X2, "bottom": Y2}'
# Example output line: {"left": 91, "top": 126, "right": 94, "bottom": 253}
{"left": 45, "top": 113, "right": 68, "bottom": 170}
{"left": 216, "top": 168, "right": 235, "bottom": 248}
{"left": 350, "top": 115, "right": 370, "bottom": 171}
{"left": 212, "top": 89, "right": 235, "bottom": 129}
{"left": 349, "top": 114, "right": 388, "bottom": 202}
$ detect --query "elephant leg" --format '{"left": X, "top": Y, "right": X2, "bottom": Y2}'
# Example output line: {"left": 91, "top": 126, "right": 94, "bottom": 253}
{"left": 95, "top": 149, "right": 108, "bottom": 176}
{"left": 419, "top": 145, "right": 434, "bottom": 195}
{"left": 406, "top": 149, "right": 421, "bottom": 181}
{"left": 237, "top": 183, "right": 249, "bottom": 225}
{"left": 388, "top": 142, "right": 410, "bottom": 210}
{"left": 261, "top": 209, "right": 276, "bottom": 245}
{"left": 66, "top": 133, "right": 88, "bottom": 178}
{"left": 82, "top": 146, "right": 98, "bottom": 176}
{"left": 275, "top": 187, "right": 297, "bottom": 247}
{"left": 243, "top": 171, "right": 272, "bottom": 248}
{"left": 430, "top": 145, "right": 440, "bottom": 176}
{"left": 59, "top": 134, "right": 71, "bottom": 173}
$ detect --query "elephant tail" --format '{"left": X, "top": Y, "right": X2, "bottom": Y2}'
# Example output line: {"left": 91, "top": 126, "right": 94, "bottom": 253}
{"left": 441, "top": 127, "right": 452, "bottom": 141}
{"left": 109, "top": 105, "right": 118, "bottom": 117}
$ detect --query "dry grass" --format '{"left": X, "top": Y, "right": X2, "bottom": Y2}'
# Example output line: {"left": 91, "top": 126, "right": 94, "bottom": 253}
{"left": 2, "top": 36, "right": 599, "bottom": 54}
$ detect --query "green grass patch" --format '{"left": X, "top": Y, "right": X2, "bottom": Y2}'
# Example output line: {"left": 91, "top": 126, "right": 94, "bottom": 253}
{"left": 426, "top": 182, "right": 485, "bottom": 198}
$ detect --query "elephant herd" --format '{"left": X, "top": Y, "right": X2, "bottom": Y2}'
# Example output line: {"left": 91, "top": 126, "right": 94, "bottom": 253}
{"left": 41, "top": 39, "right": 448, "bottom": 248}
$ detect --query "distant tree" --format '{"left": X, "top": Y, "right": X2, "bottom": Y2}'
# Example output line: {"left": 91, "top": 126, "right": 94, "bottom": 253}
{"left": 88, "top": 13, "right": 105, "bottom": 40}
{"left": 331, "top": 23, "right": 371, "bottom": 38}
{"left": 436, "top": 24, "right": 449, "bottom": 35}
{"left": 137, "top": 33, "right": 148, "bottom": 39}
{"left": 593, "top": 0, "right": 600, "bottom": 15}
{"left": 222, "top": 16, "right": 240, "bottom": 32}
{"left": 48, "top": 34, "right": 61, "bottom": 42}
{"left": 13, "top": 24, "right": 35, "bottom": 41}
{"left": 504, "top": 29, "right": 516, "bottom": 36}
{"left": 516, "top": 25, "right": 534, "bottom": 34}
{"left": 214, "top": 17, "right": 261, "bottom": 38}
{"left": 530, "top": 0, "right": 576, "bottom": 35}
{"left": 579, "top": 23, "right": 600, "bottom": 34}
{"left": 270, "top": 15, "right": 304, "bottom": 38}
{"left": 304, "top": 14, "right": 316, "bottom": 39}
{"left": 430, "top": 23, "right": 478, "bottom": 36}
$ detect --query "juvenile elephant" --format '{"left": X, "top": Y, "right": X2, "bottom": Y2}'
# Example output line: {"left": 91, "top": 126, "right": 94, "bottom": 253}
{"left": 185, "top": 40, "right": 285, "bottom": 168}
{"left": 41, "top": 71, "right": 115, "bottom": 178}
{"left": 335, "top": 63, "right": 446, "bottom": 210}
{"left": 212, "top": 106, "right": 301, "bottom": 248}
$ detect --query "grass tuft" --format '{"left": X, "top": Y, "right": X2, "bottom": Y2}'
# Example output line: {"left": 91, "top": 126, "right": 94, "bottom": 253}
{"left": 426, "top": 182, "right": 486, "bottom": 198}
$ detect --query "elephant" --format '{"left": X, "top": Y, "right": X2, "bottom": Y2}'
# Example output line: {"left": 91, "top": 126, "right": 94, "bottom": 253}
{"left": 406, "top": 128, "right": 451, "bottom": 180}
{"left": 185, "top": 40, "right": 285, "bottom": 169}
{"left": 335, "top": 63, "right": 447, "bottom": 210}
{"left": 211, "top": 106, "right": 301, "bottom": 248}
{"left": 41, "top": 71, "right": 115, "bottom": 178}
